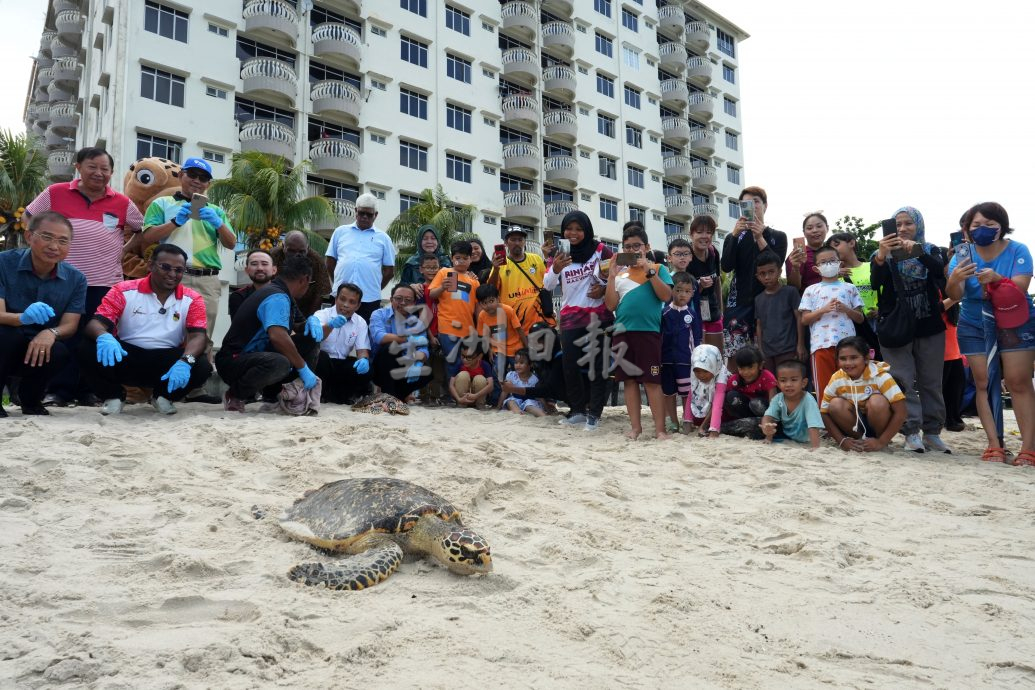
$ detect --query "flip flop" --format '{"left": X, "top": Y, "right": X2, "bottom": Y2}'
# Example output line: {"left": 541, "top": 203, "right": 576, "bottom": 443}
{"left": 981, "top": 447, "right": 1007, "bottom": 463}
{"left": 1012, "top": 450, "right": 1035, "bottom": 467}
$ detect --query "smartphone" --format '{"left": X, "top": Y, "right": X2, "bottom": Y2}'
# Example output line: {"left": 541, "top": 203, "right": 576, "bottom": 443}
{"left": 493, "top": 243, "right": 506, "bottom": 258}
{"left": 950, "top": 231, "right": 972, "bottom": 263}
{"left": 739, "top": 200, "right": 755, "bottom": 222}
{"left": 792, "top": 237, "right": 805, "bottom": 251}
{"left": 556, "top": 238, "right": 571, "bottom": 255}
{"left": 190, "top": 193, "right": 208, "bottom": 220}
{"left": 880, "top": 218, "right": 897, "bottom": 237}
{"left": 615, "top": 252, "right": 639, "bottom": 266}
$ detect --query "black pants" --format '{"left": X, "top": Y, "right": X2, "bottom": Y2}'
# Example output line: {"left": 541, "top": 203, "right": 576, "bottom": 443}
{"left": 723, "top": 389, "right": 768, "bottom": 420}
{"left": 943, "top": 358, "right": 965, "bottom": 426}
{"left": 79, "top": 340, "right": 212, "bottom": 401}
{"left": 357, "top": 300, "right": 381, "bottom": 325}
{"left": 560, "top": 325, "right": 609, "bottom": 418}
{"left": 316, "top": 352, "right": 372, "bottom": 404}
{"left": 47, "top": 285, "right": 108, "bottom": 402}
{"left": 216, "top": 335, "right": 319, "bottom": 400}
{"left": 372, "top": 347, "right": 431, "bottom": 399}
{"left": 0, "top": 326, "right": 71, "bottom": 407}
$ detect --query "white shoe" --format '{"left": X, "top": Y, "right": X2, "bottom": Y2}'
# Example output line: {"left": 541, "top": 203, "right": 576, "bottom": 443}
{"left": 903, "top": 433, "right": 925, "bottom": 453}
{"left": 923, "top": 434, "right": 951, "bottom": 454}
{"left": 100, "top": 398, "right": 123, "bottom": 416}
{"left": 584, "top": 415, "right": 600, "bottom": 431}
{"left": 558, "top": 413, "right": 588, "bottom": 426}
{"left": 151, "top": 396, "right": 177, "bottom": 415}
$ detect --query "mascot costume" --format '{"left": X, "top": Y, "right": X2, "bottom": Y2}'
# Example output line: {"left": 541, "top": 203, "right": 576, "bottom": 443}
{"left": 121, "top": 157, "right": 182, "bottom": 278}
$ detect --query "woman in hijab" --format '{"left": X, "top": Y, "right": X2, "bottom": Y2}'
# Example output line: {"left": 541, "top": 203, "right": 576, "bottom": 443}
{"left": 466, "top": 237, "right": 493, "bottom": 282}
{"left": 542, "top": 210, "right": 614, "bottom": 430}
{"left": 399, "top": 225, "right": 451, "bottom": 285}
{"left": 871, "top": 206, "right": 949, "bottom": 454}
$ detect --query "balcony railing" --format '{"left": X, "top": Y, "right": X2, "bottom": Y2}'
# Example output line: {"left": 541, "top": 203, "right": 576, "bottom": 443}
{"left": 504, "top": 190, "right": 543, "bottom": 216}
{"left": 658, "top": 5, "right": 684, "bottom": 30}
{"left": 243, "top": 0, "right": 300, "bottom": 41}
{"left": 503, "top": 142, "right": 540, "bottom": 159}
{"left": 693, "top": 203, "right": 719, "bottom": 219}
{"left": 241, "top": 56, "right": 296, "bottom": 83}
{"left": 501, "top": 1, "right": 537, "bottom": 28}
{"left": 311, "top": 22, "right": 362, "bottom": 63}
{"left": 501, "top": 94, "right": 539, "bottom": 125}
{"left": 311, "top": 79, "right": 361, "bottom": 119}
{"left": 545, "top": 200, "right": 578, "bottom": 223}
{"left": 310, "top": 138, "right": 361, "bottom": 177}
{"left": 542, "top": 21, "right": 575, "bottom": 51}
{"left": 55, "top": 9, "right": 84, "bottom": 37}
{"left": 239, "top": 119, "right": 296, "bottom": 159}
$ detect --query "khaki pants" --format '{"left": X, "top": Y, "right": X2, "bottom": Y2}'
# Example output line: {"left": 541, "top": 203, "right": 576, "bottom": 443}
{"left": 453, "top": 371, "right": 488, "bottom": 407}
{"left": 181, "top": 273, "right": 223, "bottom": 353}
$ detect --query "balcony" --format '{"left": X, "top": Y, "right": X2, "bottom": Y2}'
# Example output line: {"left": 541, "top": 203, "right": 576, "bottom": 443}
{"left": 34, "top": 84, "right": 50, "bottom": 103}
{"left": 687, "top": 129, "right": 715, "bottom": 155}
{"left": 314, "top": 198, "right": 356, "bottom": 233}
{"left": 501, "top": 94, "right": 539, "bottom": 128}
{"left": 542, "top": 0, "right": 573, "bottom": 17}
{"left": 50, "top": 36, "right": 76, "bottom": 59}
{"left": 239, "top": 119, "right": 296, "bottom": 160}
{"left": 503, "top": 142, "right": 541, "bottom": 176}
{"left": 53, "top": 0, "right": 79, "bottom": 12}
{"left": 686, "top": 21, "right": 711, "bottom": 51}
{"left": 661, "top": 116, "right": 691, "bottom": 145}
{"left": 47, "top": 149, "right": 75, "bottom": 180}
{"left": 660, "top": 79, "right": 688, "bottom": 107}
{"left": 32, "top": 104, "right": 52, "bottom": 125}
{"left": 502, "top": 48, "right": 538, "bottom": 84}
{"left": 311, "top": 80, "right": 361, "bottom": 121}
{"left": 542, "top": 65, "right": 576, "bottom": 98}
{"left": 545, "top": 200, "right": 577, "bottom": 228}
{"left": 543, "top": 109, "right": 577, "bottom": 142}
{"left": 51, "top": 57, "right": 80, "bottom": 86}
{"left": 658, "top": 6, "right": 684, "bottom": 33}
{"left": 47, "top": 82, "right": 75, "bottom": 102}
{"left": 691, "top": 165, "right": 718, "bottom": 192}
{"left": 544, "top": 155, "right": 578, "bottom": 186}
{"left": 36, "top": 52, "right": 54, "bottom": 69}
{"left": 312, "top": 22, "right": 362, "bottom": 67}
{"left": 37, "top": 68, "right": 54, "bottom": 87}
{"left": 49, "top": 101, "right": 78, "bottom": 133}
{"left": 664, "top": 194, "right": 695, "bottom": 219}
{"left": 659, "top": 43, "right": 687, "bottom": 73}
{"left": 243, "top": 0, "right": 299, "bottom": 44}
{"left": 45, "top": 126, "right": 70, "bottom": 149}
{"left": 662, "top": 155, "right": 693, "bottom": 182}
{"left": 501, "top": 1, "right": 537, "bottom": 36}
{"left": 542, "top": 21, "right": 575, "bottom": 56}
{"left": 693, "top": 203, "right": 720, "bottom": 220}
{"left": 55, "top": 9, "right": 84, "bottom": 42}
{"left": 310, "top": 138, "right": 360, "bottom": 179}
{"left": 686, "top": 57, "right": 712, "bottom": 86}
{"left": 31, "top": 122, "right": 46, "bottom": 138}
{"left": 504, "top": 191, "right": 542, "bottom": 223}
{"left": 687, "top": 92, "right": 715, "bottom": 120}
{"left": 40, "top": 31, "right": 56, "bottom": 56}
{"left": 241, "top": 57, "right": 297, "bottom": 104}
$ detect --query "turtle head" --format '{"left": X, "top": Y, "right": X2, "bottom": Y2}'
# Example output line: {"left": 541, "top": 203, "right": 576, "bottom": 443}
{"left": 437, "top": 528, "right": 492, "bottom": 576}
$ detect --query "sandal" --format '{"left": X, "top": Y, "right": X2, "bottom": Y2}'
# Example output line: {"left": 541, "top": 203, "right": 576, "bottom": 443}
{"left": 1012, "top": 450, "right": 1035, "bottom": 467}
{"left": 981, "top": 447, "right": 1007, "bottom": 463}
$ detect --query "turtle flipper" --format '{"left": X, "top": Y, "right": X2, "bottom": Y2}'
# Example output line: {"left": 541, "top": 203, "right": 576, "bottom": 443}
{"left": 287, "top": 542, "right": 404, "bottom": 590}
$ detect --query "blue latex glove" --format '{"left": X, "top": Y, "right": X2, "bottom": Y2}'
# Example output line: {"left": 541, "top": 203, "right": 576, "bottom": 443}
{"left": 304, "top": 315, "right": 325, "bottom": 343}
{"left": 198, "top": 207, "right": 222, "bottom": 227}
{"left": 19, "top": 302, "right": 55, "bottom": 325}
{"left": 353, "top": 357, "right": 370, "bottom": 375}
{"left": 328, "top": 314, "right": 348, "bottom": 329}
{"left": 297, "top": 364, "right": 318, "bottom": 390}
{"left": 96, "top": 333, "right": 127, "bottom": 367}
{"left": 405, "top": 361, "right": 424, "bottom": 384}
{"left": 160, "top": 359, "right": 192, "bottom": 392}
{"left": 174, "top": 205, "right": 192, "bottom": 227}
{"left": 408, "top": 334, "right": 429, "bottom": 347}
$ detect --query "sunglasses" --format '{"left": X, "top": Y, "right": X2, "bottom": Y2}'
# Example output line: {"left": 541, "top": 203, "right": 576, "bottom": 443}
{"left": 155, "top": 262, "right": 185, "bottom": 275}
{"left": 183, "top": 169, "right": 212, "bottom": 183}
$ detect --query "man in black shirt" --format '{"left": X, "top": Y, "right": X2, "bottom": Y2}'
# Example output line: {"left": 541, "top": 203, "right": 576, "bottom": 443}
{"left": 228, "top": 249, "right": 276, "bottom": 319}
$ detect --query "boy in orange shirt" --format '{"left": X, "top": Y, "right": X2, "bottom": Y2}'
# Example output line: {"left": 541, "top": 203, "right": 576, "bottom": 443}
{"left": 428, "top": 241, "right": 479, "bottom": 375}
{"left": 476, "top": 283, "right": 527, "bottom": 381}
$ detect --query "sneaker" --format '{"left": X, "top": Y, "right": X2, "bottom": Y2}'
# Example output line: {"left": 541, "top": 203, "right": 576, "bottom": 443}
{"left": 584, "top": 415, "right": 600, "bottom": 431}
{"left": 42, "top": 393, "right": 68, "bottom": 408}
{"left": 923, "top": 434, "right": 952, "bottom": 454}
{"left": 223, "top": 391, "right": 246, "bottom": 413}
{"left": 558, "top": 412, "right": 588, "bottom": 426}
{"left": 903, "top": 433, "right": 925, "bottom": 453}
{"left": 151, "top": 396, "right": 177, "bottom": 415}
{"left": 100, "top": 399, "right": 123, "bottom": 416}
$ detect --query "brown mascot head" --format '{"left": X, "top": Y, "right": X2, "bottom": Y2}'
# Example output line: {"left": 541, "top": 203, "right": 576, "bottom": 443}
{"left": 122, "top": 157, "right": 184, "bottom": 277}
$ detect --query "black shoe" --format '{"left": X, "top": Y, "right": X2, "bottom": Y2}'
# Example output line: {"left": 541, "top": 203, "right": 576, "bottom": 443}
{"left": 0, "top": 405, "right": 8, "bottom": 418}
{"left": 42, "top": 393, "right": 68, "bottom": 408}
{"left": 945, "top": 421, "right": 966, "bottom": 432}
{"left": 77, "top": 393, "right": 102, "bottom": 407}
{"left": 21, "top": 404, "right": 50, "bottom": 416}
{"left": 184, "top": 393, "right": 223, "bottom": 404}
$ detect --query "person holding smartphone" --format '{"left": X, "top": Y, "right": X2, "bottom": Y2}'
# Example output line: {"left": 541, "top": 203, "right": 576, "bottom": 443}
{"left": 786, "top": 212, "right": 830, "bottom": 294}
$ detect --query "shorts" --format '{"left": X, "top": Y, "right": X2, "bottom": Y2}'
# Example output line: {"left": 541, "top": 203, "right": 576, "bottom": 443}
{"left": 502, "top": 396, "right": 542, "bottom": 412}
{"left": 661, "top": 363, "right": 692, "bottom": 396}
{"left": 957, "top": 317, "right": 1035, "bottom": 356}
{"left": 612, "top": 331, "right": 662, "bottom": 383}
{"left": 702, "top": 317, "right": 724, "bottom": 334}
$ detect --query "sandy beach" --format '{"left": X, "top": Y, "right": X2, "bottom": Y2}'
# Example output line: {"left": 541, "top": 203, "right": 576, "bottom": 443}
{"left": 1, "top": 403, "right": 1033, "bottom": 688}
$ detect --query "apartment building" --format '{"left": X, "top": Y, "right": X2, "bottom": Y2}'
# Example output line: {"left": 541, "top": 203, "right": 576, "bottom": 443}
{"left": 24, "top": 0, "right": 749, "bottom": 258}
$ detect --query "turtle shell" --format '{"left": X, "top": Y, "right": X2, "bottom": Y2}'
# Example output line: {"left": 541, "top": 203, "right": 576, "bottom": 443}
{"left": 279, "top": 478, "right": 461, "bottom": 550}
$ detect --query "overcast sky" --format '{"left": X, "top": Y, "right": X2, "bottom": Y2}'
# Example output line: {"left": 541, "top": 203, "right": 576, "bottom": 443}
{"left": 3, "top": 0, "right": 1032, "bottom": 247}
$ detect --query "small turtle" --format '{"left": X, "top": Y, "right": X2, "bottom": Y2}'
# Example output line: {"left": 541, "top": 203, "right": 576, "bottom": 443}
{"left": 280, "top": 478, "right": 492, "bottom": 590}
{"left": 351, "top": 393, "right": 409, "bottom": 415}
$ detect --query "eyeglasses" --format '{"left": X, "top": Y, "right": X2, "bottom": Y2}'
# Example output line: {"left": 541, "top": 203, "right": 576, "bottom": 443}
{"left": 355, "top": 210, "right": 376, "bottom": 218}
{"left": 623, "top": 243, "right": 645, "bottom": 251}
{"left": 183, "top": 169, "right": 212, "bottom": 183}
{"left": 32, "top": 232, "right": 71, "bottom": 247}
{"left": 155, "top": 262, "right": 185, "bottom": 275}
{"left": 391, "top": 295, "right": 414, "bottom": 304}
{"left": 670, "top": 251, "right": 691, "bottom": 258}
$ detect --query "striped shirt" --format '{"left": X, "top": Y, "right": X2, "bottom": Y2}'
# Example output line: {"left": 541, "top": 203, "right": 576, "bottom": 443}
{"left": 820, "top": 360, "right": 905, "bottom": 412}
{"left": 25, "top": 180, "right": 143, "bottom": 287}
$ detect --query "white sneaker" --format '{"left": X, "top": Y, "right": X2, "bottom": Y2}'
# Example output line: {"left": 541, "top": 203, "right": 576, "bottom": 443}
{"left": 100, "top": 398, "right": 123, "bottom": 416}
{"left": 584, "top": 415, "right": 600, "bottom": 431}
{"left": 151, "top": 396, "right": 177, "bottom": 415}
{"left": 903, "top": 433, "right": 925, "bottom": 453}
{"left": 558, "top": 412, "right": 588, "bottom": 426}
{"left": 923, "top": 434, "right": 951, "bottom": 454}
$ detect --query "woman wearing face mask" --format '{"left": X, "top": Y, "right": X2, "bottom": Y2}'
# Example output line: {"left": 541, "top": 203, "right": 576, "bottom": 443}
{"left": 947, "top": 202, "right": 1035, "bottom": 466}
{"left": 786, "top": 212, "right": 830, "bottom": 293}
{"left": 871, "top": 206, "right": 949, "bottom": 454}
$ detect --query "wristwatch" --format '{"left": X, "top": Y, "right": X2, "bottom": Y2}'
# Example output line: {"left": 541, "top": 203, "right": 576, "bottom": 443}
{"left": 645, "top": 268, "right": 657, "bottom": 278}
{"left": 48, "top": 327, "right": 60, "bottom": 338}
{"left": 181, "top": 354, "right": 196, "bottom": 365}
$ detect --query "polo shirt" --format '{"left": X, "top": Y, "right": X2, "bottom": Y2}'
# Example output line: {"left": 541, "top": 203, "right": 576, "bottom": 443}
{"left": 143, "top": 194, "right": 233, "bottom": 269}
{"left": 0, "top": 248, "right": 86, "bottom": 336}
{"left": 325, "top": 223, "right": 396, "bottom": 301}
{"left": 315, "top": 306, "right": 370, "bottom": 359}
{"left": 25, "top": 180, "right": 144, "bottom": 287}
{"left": 93, "top": 276, "right": 206, "bottom": 349}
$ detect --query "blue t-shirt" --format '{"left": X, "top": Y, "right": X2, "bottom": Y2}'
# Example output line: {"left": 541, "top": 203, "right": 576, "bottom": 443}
{"left": 764, "top": 392, "right": 824, "bottom": 443}
{"left": 949, "top": 240, "right": 1035, "bottom": 325}
{"left": 242, "top": 292, "right": 292, "bottom": 353}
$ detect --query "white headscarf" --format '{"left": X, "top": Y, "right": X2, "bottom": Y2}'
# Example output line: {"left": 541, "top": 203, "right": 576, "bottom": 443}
{"left": 689, "top": 344, "right": 728, "bottom": 419}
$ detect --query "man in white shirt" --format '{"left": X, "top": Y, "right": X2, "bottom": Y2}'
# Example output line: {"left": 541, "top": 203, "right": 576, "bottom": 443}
{"left": 324, "top": 193, "right": 395, "bottom": 324}
{"left": 313, "top": 282, "right": 371, "bottom": 403}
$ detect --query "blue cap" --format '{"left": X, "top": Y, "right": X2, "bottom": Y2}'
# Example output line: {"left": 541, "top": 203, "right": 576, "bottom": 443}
{"left": 181, "top": 157, "right": 213, "bottom": 176}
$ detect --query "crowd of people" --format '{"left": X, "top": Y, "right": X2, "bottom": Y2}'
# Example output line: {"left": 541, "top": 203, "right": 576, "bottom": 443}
{"left": 2, "top": 148, "right": 1033, "bottom": 465}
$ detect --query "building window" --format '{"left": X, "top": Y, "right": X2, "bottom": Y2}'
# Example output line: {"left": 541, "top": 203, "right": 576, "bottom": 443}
{"left": 600, "top": 197, "right": 618, "bottom": 221}
{"left": 723, "top": 64, "right": 736, "bottom": 83}
{"left": 445, "top": 5, "right": 470, "bottom": 35}
{"left": 202, "top": 150, "right": 225, "bottom": 164}
{"left": 446, "top": 54, "right": 472, "bottom": 83}
{"left": 727, "top": 165, "right": 741, "bottom": 185}
{"left": 371, "top": 79, "right": 387, "bottom": 91}
{"left": 599, "top": 155, "right": 616, "bottom": 180}
{"left": 205, "top": 85, "right": 227, "bottom": 99}
{"left": 595, "top": 32, "right": 613, "bottom": 58}
{"left": 400, "top": 0, "right": 427, "bottom": 17}
{"left": 724, "top": 97, "right": 737, "bottom": 117}
{"left": 596, "top": 73, "right": 614, "bottom": 98}
{"left": 446, "top": 153, "right": 472, "bottom": 183}
{"left": 371, "top": 26, "right": 387, "bottom": 37}
{"left": 627, "top": 165, "right": 644, "bottom": 188}
{"left": 140, "top": 66, "right": 185, "bottom": 107}
{"left": 446, "top": 103, "right": 472, "bottom": 133}
{"left": 137, "top": 133, "right": 182, "bottom": 162}
{"left": 235, "top": 96, "right": 295, "bottom": 128}
{"left": 370, "top": 132, "right": 386, "bottom": 144}
{"left": 400, "top": 140, "right": 428, "bottom": 171}
{"left": 725, "top": 130, "right": 739, "bottom": 150}
{"left": 400, "top": 36, "right": 428, "bottom": 67}
{"left": 207, "top": 23, "right": 229, "bottom": 37}
{"left": 309, "top": 118, "right": 361, "bottom": 146}
{"left": 622, "top": 46, "right": 640, "bottom": 70}
{"left": 630, "top": 206, "right": 645, "bottom": 224}
{"left": 597, "top": 113, "right": 615, "bottom": 138}
{"left": 399, "top": 87, "right": 428, "bottom": 120}
{"left": 623, "top": 85, "right": 640, "bottom": 109}
{"left": 665, "top": 218, "right": 684, "bottom": 235}
{"left": 400, "top": 192, "right": 421, "bottom": 212}
{"left": 728, "top": 199, "right": 740, "bottom": 218}
{"left": 144, "top": 1, "right": 188, "bottom": 43}
{"left": 621, "top": 8, "right": 638, "bottom": 32}
{"left": 594, "top": 0, "right": 612, "bottom": 18}
{"left": 717, "top": 28, "right": 736, "bottom": 58}
{"left": 484, "top": 215, "right": 498, "bottom": 225}
{"left": 236, "top": 37, "right": 296, "bottom": 67}
{"left": 309, "top": 61, "right": 361, "bottom": 89}
{"left": 625, "top": 125, "right": 642, "bottom": 148}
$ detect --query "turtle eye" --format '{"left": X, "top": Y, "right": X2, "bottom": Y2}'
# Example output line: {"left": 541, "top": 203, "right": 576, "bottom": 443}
{"left": 135, "top": 169, "right": 155, "bottom": 185}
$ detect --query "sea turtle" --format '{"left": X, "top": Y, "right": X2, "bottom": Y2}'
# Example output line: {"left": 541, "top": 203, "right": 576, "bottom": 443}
{"left": 351, "top": 392, "right": 409, "bottom": 415}
{"left": 280, "top": 477, "right": 493, "bottom": 590}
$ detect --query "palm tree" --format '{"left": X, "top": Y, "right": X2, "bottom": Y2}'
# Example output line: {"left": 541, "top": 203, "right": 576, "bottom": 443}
{"left": 207, "top": 151, "right": 333, "bottom": 254}
{"left": 386, "top": 185, "right": 476, "bottom": 272}
{"left": 0, "top": 130, "right": 48, "bottom": 250}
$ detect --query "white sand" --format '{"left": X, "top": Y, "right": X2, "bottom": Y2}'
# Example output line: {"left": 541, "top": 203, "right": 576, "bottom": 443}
{"left": 1, "top": 403, "right": 1033, "bottom": 688}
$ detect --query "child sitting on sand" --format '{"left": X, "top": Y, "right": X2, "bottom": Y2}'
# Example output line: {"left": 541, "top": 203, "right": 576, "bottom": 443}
{"left": 499, "top": 349, "right": 545, "bottom": 417}
{"left": 721, "top": 346, "right": 778, "bottom": 439}
{"left": 683, "top": 344, "right": 729, "bottom": 437}
{"left": 760, "top": 360, "right": 823, "bottom": 448}
{"left": 821, "top": 336, "right": 907, "bottom": 452}
{"left": 449, "top": 345, "right": 495, "bottom": 409}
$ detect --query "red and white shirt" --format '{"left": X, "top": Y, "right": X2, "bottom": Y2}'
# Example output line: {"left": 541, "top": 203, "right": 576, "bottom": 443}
{"left": 26, "top": 180, "right": 144, "bottom": 287}
{"left": 94, "top": 276, "right": 207, "bottom": 349}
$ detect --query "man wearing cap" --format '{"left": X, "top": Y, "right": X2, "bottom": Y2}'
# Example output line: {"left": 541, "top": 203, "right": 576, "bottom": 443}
{"left": 139, "top": 157, "right": 236, "bottom": 356}
{"left": 487, "top": 226, "right": 554, "bottom": 332}
{"left": 325, "top": 193, "right": 395, "bottom": 324}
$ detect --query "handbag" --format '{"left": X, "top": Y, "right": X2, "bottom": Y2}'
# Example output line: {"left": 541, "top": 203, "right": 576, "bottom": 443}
{"left": 510, "top": 258, "right": 555, "bottom": 320}
{"left": 876, "top": 261, "right": 916, "bottom": 349}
